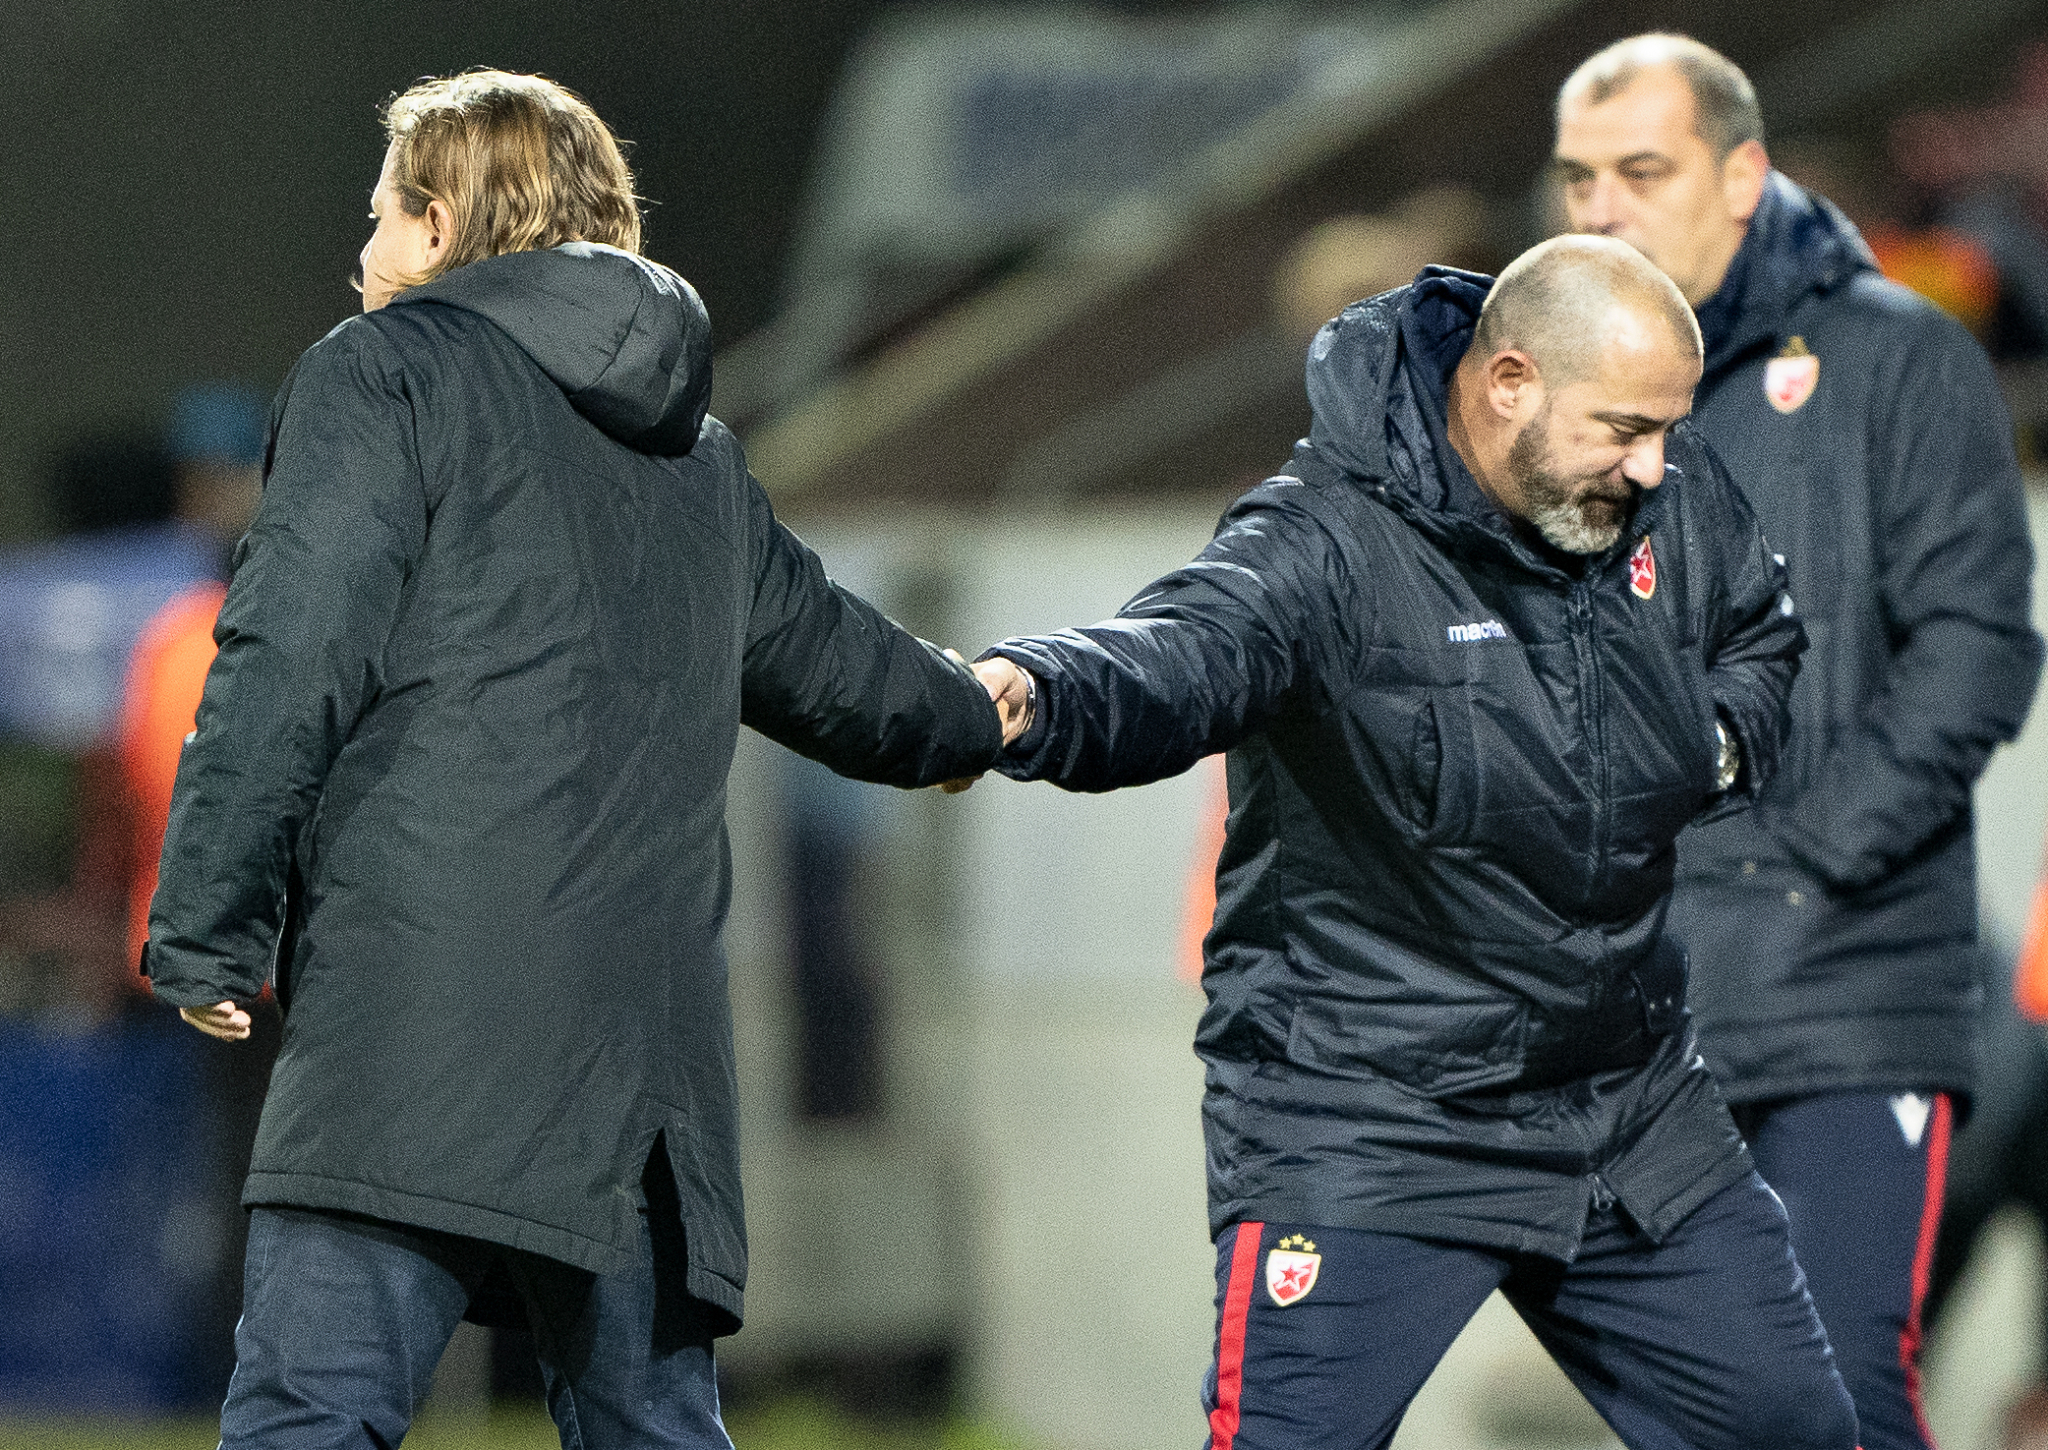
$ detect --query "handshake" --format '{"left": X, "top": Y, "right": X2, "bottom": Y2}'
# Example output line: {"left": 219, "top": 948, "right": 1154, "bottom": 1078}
{"left": 940, "top": 654, "right": 1038, "bottom": 793}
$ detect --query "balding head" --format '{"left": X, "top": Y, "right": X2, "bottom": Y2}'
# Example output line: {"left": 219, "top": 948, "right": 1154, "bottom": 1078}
{"left": 1473, "top": 234, "right": 1701, "bottom": 388}
{"left": 1559, "top": 34, "right": 1763, "bottom": 160}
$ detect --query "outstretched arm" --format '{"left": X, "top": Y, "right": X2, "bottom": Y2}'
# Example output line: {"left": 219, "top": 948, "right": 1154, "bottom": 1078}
{"left": 739, "top": 470, "right": 1003, "bottom": 785}
{"left": 979, "top": 479, "right": 1354, "bottom": 793}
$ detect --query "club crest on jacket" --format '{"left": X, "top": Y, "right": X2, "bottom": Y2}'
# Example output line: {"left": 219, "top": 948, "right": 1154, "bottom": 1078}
{"left": 1265, "top": 1233, "right": 1321, "bottom": 1306}
{"left": 1764, "top": 337, "right": 1819, "bottom": 413}
{"left": 1629, "top": 536, "right": 1657, "bottom": 600}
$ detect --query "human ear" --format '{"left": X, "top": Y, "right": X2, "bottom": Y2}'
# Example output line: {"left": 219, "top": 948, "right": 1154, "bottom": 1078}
{"left": 1485, "top": 350, "right": 1541, "bottom": 422}
{"left": 424, "top": 197, "right": 455, "bottom": 260}
{"left": 1722, "top": 140, "right": 1769, "bottom": 226}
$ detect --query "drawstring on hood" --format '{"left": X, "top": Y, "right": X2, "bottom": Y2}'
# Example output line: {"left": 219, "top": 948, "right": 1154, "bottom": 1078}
{"left": 392, "top": 242, "right": 714, "bottom": 457}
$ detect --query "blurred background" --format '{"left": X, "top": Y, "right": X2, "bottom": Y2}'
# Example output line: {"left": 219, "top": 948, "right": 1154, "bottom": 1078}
{"left": 10, "top": 1, "right": 2048, "bottom": 1446}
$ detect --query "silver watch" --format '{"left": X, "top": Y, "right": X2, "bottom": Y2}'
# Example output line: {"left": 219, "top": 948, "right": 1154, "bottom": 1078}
{"left": 1714, "top": 719, "right": 1741, "bottom": 793}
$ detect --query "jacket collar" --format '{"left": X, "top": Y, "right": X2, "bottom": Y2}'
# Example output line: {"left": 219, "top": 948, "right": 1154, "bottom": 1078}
{"left": 1694, "top": 171, "right": 1878, "bottom": 380}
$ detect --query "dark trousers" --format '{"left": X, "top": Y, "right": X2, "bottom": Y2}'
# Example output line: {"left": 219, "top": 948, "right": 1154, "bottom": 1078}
{"left": 1201, "top": 1171, "right": 1856, "bottom": 1450}
{"left": 1738, "top": 1090, "right": 1955, "bottom": 1450}
{"left": 218, "top": 1187, "right": 733, "bottom": 1449}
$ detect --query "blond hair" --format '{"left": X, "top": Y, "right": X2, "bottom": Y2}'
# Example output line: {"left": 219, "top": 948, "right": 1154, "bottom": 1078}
{"left": 381, "top": 69, "right": 642, "bottom": 285}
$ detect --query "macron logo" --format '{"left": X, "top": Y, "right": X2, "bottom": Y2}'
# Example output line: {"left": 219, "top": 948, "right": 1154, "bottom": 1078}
{"left": 1446, "top": 620, "right": 1508, "bottom": 643}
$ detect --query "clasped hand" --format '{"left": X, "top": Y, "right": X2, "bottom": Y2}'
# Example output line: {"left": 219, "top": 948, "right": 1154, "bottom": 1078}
{"left": 939, "top": 654, "right": 1036, "bottom": 793}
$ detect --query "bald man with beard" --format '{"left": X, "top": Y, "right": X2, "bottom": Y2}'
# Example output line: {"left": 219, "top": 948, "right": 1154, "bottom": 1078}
{"left": 969, "top": 236, "right": 1850, "bottom": 1449}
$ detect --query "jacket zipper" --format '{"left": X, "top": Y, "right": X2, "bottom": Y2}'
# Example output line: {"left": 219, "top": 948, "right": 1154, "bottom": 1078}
{"left": 1569, "top": 580, "right": 1609, "bottom": 900}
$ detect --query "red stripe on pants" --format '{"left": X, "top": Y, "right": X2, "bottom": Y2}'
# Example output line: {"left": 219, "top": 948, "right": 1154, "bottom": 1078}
{"left": 1209, "top": 1221, "right": 1265, "bottom": 1450}
{"left": 1900, "top": 1093, "right": 1953, "bottom": 1449}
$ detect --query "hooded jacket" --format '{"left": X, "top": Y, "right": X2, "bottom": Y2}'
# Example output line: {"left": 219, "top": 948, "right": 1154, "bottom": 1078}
{"left": 142, "top": 243, "right": 1002, "bottom": 1329}
{"left": 1669, "top": 175, "right": 2043, "bottom": 1106}
{"left": 989, "top": 271, "right": 1805, "bottom": 1258}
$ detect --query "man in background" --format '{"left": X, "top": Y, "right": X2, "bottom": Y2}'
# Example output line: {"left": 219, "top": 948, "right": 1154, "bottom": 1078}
{"left": 1555, "top": 34, "right": 2042, "bottom": 1450}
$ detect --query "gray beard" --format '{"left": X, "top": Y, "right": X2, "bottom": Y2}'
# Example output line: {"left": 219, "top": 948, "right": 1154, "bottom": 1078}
{"left": 1528, "top": 494, "right": 1623, "bottom": 555}
{"left": 1507, "top": 408, "right": 1627, "bottom": 555}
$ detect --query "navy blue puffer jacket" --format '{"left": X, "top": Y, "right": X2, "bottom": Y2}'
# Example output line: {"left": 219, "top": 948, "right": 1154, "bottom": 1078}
{"left": 991, "top": 270, "right": 1805, "bottom": 1258}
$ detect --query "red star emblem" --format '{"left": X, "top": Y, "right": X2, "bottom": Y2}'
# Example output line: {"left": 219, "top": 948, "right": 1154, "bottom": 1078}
{"left": 1629, "top": 537, "right": 1656, "bottom": 600}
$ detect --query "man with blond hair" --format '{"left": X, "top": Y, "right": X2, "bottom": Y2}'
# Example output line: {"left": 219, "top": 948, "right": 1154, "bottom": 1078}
{"left": 972, "top": 235, "right": 1850, "bottom": 1449}
{"left": 144, "top": 70, "right": 1011, "bottom": 1448}
{"left": 1555, "top": 35, "right": 2044, "bottom": 1450}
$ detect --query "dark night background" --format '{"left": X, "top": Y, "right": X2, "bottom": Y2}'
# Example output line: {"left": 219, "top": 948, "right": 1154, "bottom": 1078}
{"left": 0, "top": 0, "right": 1239, "bottom": 543}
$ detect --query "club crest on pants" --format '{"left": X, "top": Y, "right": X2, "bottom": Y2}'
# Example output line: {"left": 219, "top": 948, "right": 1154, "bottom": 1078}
{"left": 1265, "top": 1233, "right": 1321, "bottom": 1306}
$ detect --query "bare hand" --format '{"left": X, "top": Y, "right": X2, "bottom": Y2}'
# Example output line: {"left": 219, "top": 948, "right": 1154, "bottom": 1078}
{"left": 934, "top": 653, "right": 1037, "bottom": 792}
{"left": 179, "top": 1000, "right": 252, "bottom": 1042}
{"left": 973, "top": 657, "right": 1035, "bottom": 745}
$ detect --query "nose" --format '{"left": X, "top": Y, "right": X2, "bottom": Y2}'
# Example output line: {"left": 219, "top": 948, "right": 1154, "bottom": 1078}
{"left": 1621, "top": 433, "right": 1666, "bottom": 489}
{"left": 1572, "top": 172, "right": 1628, "bottom": 236}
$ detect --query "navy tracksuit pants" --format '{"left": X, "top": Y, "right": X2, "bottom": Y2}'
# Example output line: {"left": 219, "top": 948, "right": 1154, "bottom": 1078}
{"left": 1202, "top": 1170, "right": 1857, "bottom": 1450}
{"left": 1735, "top": 1090, "right": 1955, "bottom": 1450}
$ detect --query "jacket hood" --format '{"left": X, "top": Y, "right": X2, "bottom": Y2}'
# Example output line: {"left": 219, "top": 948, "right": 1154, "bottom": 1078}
{"left": 1306, "top": 266, "right": 1489, "bottom": 497}
{"left": 1304, "top": 267, "right": 1544, "bottom": 549}
{"left": 391, "top": 242, "right": 713, "bottom": 456}
{"left": 1303, "top": 265, "right": 1675, "bottom": 569}
{"left": 1695, "top": 171, "right": 1877, "bottom": 378}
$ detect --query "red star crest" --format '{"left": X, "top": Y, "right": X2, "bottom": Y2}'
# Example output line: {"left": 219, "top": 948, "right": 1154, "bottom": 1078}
{"left": 1764, "top": 337, "right": 1819, "bottom": 414}
{"left": 1628, "top": 536, "right": 1657, "bottom": 600}
{"left": 1265, "top": 1235, "right": 1322, "bottom": 1307}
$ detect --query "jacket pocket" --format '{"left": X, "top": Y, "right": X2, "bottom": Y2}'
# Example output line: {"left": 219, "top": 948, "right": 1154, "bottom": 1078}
{"left": 1631, "top": 935, "right": 1688, "bottom": 1038}
{"left": 1399, "top": 696, "right": 1444, "bottom": 830}
{"left": 1287, "top": 991, "right": 1527, "bottom": 1097}
{"left": 1348, "top": 647, "right": 1478, "bottom": 846}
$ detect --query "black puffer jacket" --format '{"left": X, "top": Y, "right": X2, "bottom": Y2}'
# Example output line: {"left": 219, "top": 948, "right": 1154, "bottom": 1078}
{"left": 990, "top": 270, "right": 1805, "bottom": 1259}
{"left": 1669, "top": 174, "right": 2042, "bottom": 1107}
{"left": 142, "top": 243, "right": 1001, "bottom": 1330}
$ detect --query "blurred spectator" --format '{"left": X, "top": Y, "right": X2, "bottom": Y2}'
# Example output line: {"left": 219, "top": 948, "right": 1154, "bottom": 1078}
{"left": 164, "top": 383, "right": 266, "bottom": 561}
{"left": 0, "top": 386, "right": 270, "bottom": 1411}
{"left": 1270, "top": 186, "right": 1491, "bottom": 342}
{"left": 1773, "top": 136, "right": 2002, "bottom": 337}
{"left": 1865, "top": 227, "right": 2000, "bottom": 335}
{"left": 1891, "top": 42, "right": 2048, "bottom": 449}
{"left": 0, "top": 383, "right": 263, "bottom": 1020}
{"left": 115, "top": 582, "right": 228, "bottom": 966}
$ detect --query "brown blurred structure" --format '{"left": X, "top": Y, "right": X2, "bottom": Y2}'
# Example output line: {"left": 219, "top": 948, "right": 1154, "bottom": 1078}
{"left": 728, "top": 0, "right": 2048, "bottom": 519}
